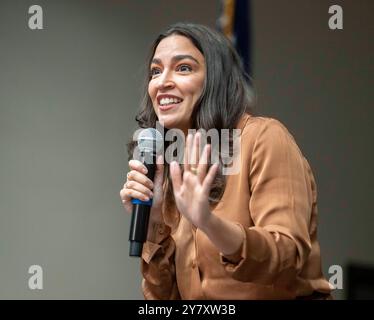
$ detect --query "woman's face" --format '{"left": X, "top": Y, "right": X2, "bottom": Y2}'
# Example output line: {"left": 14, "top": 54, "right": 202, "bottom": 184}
{"left": 148, "top": 35, "right": 206, "bottom": 133}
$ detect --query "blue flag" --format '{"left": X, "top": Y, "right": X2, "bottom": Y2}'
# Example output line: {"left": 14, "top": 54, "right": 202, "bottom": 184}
{"left": 217, "top": 0, "right": 252, "bottom": 82}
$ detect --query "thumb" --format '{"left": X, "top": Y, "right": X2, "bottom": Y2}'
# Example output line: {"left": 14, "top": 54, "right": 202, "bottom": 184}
{"left": 153, "top": 155, "right": 164, "bottom": 187}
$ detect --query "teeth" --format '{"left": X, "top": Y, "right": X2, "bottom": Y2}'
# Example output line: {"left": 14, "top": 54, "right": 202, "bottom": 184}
{"left": 159, "top": 97, "right": 182, "bottom": 106}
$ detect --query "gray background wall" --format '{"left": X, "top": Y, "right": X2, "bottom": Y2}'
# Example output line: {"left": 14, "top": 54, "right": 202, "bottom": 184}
{"left": 0, "top": 0, "right": 372, "bottom": 299}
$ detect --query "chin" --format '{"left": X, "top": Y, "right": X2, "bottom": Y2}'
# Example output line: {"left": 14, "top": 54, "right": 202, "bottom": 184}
{"left": 157, "top": 116, "right": 180, "bottom": 130}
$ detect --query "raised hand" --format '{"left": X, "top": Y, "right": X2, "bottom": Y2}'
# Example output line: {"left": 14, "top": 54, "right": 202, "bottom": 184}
{"left": 170, "top": 132, "right": 219, "bottom": 230}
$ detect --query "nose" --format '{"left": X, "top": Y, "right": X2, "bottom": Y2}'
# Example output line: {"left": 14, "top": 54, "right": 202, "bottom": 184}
{"left": 156, "top": 69, "right": 175, "bottom": 90}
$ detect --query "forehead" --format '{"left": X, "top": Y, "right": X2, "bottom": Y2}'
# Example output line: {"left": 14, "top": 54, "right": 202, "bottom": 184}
{"left": 153, "top": 35, "right": 204, "bottom": 62}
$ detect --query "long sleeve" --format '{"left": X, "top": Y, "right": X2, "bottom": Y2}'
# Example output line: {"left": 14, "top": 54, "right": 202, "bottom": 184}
{"left": 220, "top": 119, "right": 314, "bottom": 287}
{"left": 141, "top": 222, "right": 181, "bottom": 299}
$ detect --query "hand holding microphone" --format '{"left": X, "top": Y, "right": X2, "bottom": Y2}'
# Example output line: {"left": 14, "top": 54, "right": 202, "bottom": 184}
{"left": 120, "top": 128, "right": 164, "bottom": 257}
{"left": 121, "top": 160, "right": 161, "bottom": 213}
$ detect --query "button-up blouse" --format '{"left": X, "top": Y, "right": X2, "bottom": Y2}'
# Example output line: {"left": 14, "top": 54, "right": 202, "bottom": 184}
{"left": 141, "top": 114, "right": 332, "bottom": 299}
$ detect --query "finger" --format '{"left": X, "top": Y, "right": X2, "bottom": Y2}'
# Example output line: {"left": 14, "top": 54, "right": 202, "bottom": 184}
{"left": 170, "top": 161, "right": 182, "bottom": 193}
{"left": 155, "top": 154, "right": 164, "bottom": 176}
{"left": 120, "top": 188, "right": 133, "bottom": 214}
{"left": 127, "top": 170, "right": 154, "bottom": 190}
{"left": 190, "top": 132, "right": 200, "bottom": 169}
{"left": 183, "top": 170, "right": 198, "bottom": 188}
{"left": 120, "top": 188, "right": 131, "bottom": 203}
{"left": 153, "top": 154, "right": 164, "bottom": 188}
{"left": 202, "top": 163, "right": 219, "bottom": 194}
{"left": 197, "top": 144, "right": 210, "bottom": 182}
{"left": 120, "top": 187, "right": 150, "bottom": 203}
{"left": 156, "top": 154, "right": 164, "bottom": 166}
{"left": 125, "top": 180, "right": 153, "bottom": 199}
{"left": 184, "top": 133, "right": 193, "bottom": 172}
{"left": 129, "top": 159, "right": 148, "bottom": 175}
{"left": 121, "top": 197, "right": 132, "bottom": 214}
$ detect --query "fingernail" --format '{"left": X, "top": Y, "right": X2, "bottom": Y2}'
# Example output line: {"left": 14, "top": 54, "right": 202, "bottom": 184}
{"left": 144, "top": 196, "right": 150, "bottom": 201}
{"left": 143, "top": 167, "right": 148, "bottom": 174}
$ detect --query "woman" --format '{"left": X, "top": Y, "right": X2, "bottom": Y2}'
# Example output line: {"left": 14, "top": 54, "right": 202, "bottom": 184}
{"left": 120, "top": 22, "right": 333, "bottom": 299}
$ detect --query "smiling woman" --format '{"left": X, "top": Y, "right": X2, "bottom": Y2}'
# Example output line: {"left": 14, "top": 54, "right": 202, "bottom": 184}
{"left": 120, "top": 22, "right": 333, "bottom": 300}
{"left": 148, "top": 35, "right": 206, "bottom": 134}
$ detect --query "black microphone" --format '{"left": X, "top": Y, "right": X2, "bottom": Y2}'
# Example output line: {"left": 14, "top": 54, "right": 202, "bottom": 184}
{"left": 129, "top": 128, "right": 163, "bottom": 257}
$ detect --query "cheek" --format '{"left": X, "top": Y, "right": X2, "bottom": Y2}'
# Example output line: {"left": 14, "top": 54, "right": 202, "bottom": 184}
{"left": 189, "top": 84, "right": 204, "bottom": 106}
{"left": 148, "top": 83, "right": 154, "bottom": 100}
{"left": 147, "top": 84, "right": 158, "bottom": 114}
{"left": 183, "top": 79, "right": 203, "bottom": 99}
{"left": 187, "top": 75, "right": 204, "bottom": 95}
{"left": 148, "top": 79, "right": 160, "bottom": 100}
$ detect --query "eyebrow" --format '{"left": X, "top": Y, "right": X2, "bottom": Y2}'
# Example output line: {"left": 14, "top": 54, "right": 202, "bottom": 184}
{"left": 151, "top": 54, "right": 200, "bottom": 65}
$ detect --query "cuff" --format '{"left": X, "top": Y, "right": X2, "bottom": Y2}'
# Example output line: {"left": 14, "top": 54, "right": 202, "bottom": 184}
{"left": 142, "top": 241, "right": 163, "bottom": 264}
{"left": 142, "top": 223, "right": 171, "bottom": 263}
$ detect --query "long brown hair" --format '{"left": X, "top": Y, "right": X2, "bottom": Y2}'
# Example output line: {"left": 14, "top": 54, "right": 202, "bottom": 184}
{"left": 128, "top": 22, "right": 255, "bottom": 214}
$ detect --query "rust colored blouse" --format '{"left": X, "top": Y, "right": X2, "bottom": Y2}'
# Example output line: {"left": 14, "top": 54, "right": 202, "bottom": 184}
{"left": 141, "top": 114, "right": 332, "bottom": 299}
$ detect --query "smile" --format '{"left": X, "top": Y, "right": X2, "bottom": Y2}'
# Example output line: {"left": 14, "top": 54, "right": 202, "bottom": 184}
{"left": 160, "top": 97, "right": 182, "bottom": 105}
{"left": 158, "top": 98, "right": 183, "bottom": 111}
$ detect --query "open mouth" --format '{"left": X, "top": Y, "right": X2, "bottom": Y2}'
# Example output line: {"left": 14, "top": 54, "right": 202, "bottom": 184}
{"left": 158, "top": 97, "right": 183, "bottom": 111}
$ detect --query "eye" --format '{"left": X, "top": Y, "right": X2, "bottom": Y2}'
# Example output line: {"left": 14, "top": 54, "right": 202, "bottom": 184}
{"left": 177, "top": 64, "right": 192, "bottom": 72}
{"left": 150, "top": 67, "right": 162, "bottom": 78}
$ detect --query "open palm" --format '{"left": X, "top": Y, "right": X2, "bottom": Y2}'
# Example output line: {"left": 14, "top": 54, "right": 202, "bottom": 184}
{"left": 170, "top": 133, "right": 218, "bottom": 229}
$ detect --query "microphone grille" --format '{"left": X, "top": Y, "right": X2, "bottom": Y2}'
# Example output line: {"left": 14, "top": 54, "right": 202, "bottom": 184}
{"left": 137, "top": 128, "right": 163, "bottom": 154}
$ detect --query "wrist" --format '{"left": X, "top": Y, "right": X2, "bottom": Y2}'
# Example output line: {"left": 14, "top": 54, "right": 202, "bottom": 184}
{"left": 198, "top": 211, "right": 216, "bottom": 235}
{"left": 198, "top": 214, "right": 244, "bottom": 258}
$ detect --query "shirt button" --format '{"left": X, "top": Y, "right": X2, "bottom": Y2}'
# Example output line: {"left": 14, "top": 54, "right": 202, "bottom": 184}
{"left": 158, "top": 226, "right": 164, "bottom": 235}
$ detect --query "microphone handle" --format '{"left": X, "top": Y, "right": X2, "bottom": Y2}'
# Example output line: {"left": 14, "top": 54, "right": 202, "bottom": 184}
{"left": 129, "top": 203, "right": 151, "bottom": 256}
{"left": 129, "top": 155, "right": 156, "bottom": 257}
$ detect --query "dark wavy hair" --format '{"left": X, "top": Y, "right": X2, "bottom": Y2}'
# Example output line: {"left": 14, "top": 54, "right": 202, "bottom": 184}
{"left": 128, "top": 22, "right": 255, "bottom": 215}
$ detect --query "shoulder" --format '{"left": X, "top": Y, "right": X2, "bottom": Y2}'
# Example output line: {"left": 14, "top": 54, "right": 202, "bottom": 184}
{"left": 237, "top": 115, "right": 304, "bottom": 165}
{"left": 238, "top": 115, "right": 299, "bottom": 152}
